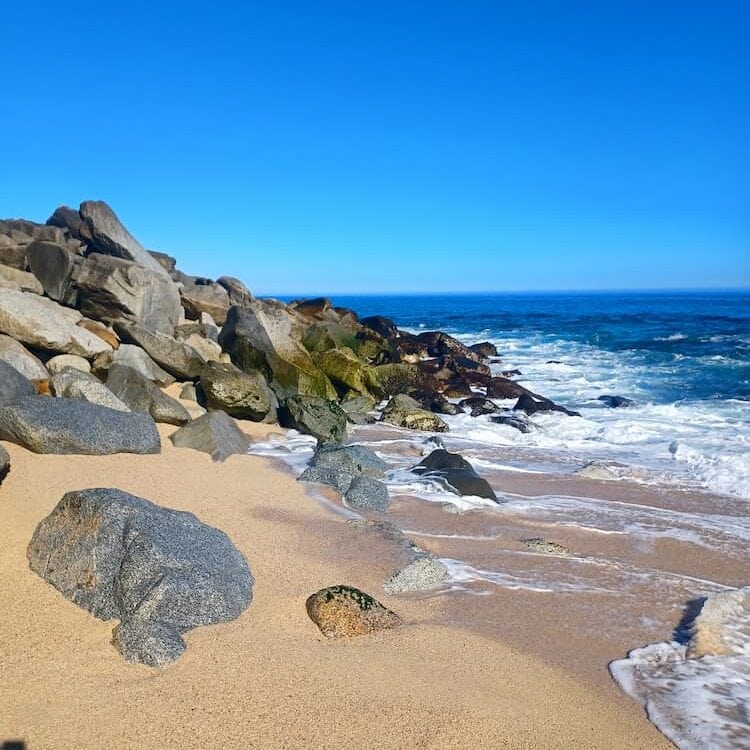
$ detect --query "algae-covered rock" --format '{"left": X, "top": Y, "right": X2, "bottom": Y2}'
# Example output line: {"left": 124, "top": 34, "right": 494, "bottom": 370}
{"left": 313, "top": 347, "right": 382, "bottom": 399}
{"left": 278, "top": 395, "right": 347, "bottom": 443}
{"left": 306, "top": 585, "right": 401, "bottom": 638}
{"left": 219, "top": 301, "right": 337, "bottom": 400}
{"left": 197, "top": 361, "right": 275, "bottom": 421}
{"left": 381, "top": 394, "right": 449, "bottom": 432}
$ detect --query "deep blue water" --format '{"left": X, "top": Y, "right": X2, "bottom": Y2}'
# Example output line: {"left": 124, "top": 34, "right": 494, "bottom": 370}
{"left": 313, "top": 291, "right": 750, "bottom": 403}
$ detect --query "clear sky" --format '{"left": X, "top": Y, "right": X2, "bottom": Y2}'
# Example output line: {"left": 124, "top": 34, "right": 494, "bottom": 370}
{"left": 1, "top": 1, "right": 748, "bottom": 294}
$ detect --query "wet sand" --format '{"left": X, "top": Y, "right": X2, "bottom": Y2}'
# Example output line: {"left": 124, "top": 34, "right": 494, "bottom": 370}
{"left": 0, "top": 419, "right": 672, "bottom": 749}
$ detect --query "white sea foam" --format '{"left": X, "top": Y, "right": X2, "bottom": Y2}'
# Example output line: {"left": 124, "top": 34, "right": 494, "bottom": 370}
{"left": 610, "top": 587, "right": 750, "bottom": 749}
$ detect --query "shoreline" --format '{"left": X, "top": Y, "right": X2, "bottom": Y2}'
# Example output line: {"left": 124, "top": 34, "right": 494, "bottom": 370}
{"left": 0, "top": 418, "right": 672, "bottom": 749}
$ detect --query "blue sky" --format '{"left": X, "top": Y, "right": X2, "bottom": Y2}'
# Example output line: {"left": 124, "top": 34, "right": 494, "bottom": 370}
{"left": 1, "top": 1, "right": 748, "bottom": 294}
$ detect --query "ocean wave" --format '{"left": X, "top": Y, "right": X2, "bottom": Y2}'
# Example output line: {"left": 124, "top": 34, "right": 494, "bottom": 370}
{"left": 610, "top": 587, "right": 750, "bottom": 749}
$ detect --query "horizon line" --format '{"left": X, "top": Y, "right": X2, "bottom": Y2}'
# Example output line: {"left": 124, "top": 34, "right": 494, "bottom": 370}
{"left": 259, "top": 286, "right": 750, "bottom": 299}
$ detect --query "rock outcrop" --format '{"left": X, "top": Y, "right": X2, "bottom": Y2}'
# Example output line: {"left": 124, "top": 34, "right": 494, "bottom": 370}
{"left": 278, "top": 395, "right": 347, "bottom": 443}
{"left": 197, "top": 361, "right": 275, "bottom": 421}
{"left": 107, "top": 364, "right": 191, "bottom": 425}
{"left": 28, "top": 488, "right": 253, "bottom": 665}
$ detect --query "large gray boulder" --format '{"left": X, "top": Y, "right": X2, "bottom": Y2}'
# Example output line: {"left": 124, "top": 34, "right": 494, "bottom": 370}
{"left": 217, "top": 276, "right": 253, "bottom": 307}
{"left": 78, "top": 201, "right": 172, "bottom": 277}
{"left": 197, "top": 361, "right": 275, "bottom": 421}
{"left": 381, "top": 394, "right": 449, "bottom": 432}
{"left": 179, "top": 278, "right": 231, "bottom": 325}
{"left": 74, "top": 253, "right": 181, "bottom": 335}
{"left": 107, "top": 364, "right": 191, "bottom": 425}
{"left": 27, "top": 488, "right": 253, "bottom": 666}
{"left": 26, "top": 240, "right": 81, "bottom": 305}
{"left": 46, "top": 354, "right": 91, "bottom": 375}
{"left": 0, "top": 335, "right": 48, "bottom": 381}
{"left": 0, "top": 288, "right": 111, "bottom": 358}
{"left": 218, "top": 301, "right": 337, "bottom": 400}
{"left": 0, "top": 361, "right": 36, "bottom": 405}
{"left": 170, "top": 410, "right": 251, "bottom": 462}
{"left": 413, "top": 449, "right": 498, "bottom": 501}
{"left": 298, "top": 444, "right": 389, "bottom": 510}
{"left": 278, "top": 395, "right": 346, "bottom": 443}
{"left": 344, "top": 475, "right": 390, "bottom": 511}
{"left": 96, "top": 344, "right": 175, "bottom": 386}
{"left": 0, "top": 265, "right": 44, "bottom": 294}
{"left": 115, "top": 322, "right": 206, "bottom": 379}
{"left": 0, "top": 397, "right": 160, "bottom": 454}
{"left": 51, "top": 368, "right": 130, "bottom": 412}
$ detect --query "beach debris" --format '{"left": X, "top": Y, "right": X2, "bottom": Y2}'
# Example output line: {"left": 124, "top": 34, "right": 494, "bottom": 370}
{"left": 107, "top": 363, "right": 191, "bottom": 425}
{"left": 170, "top": 411, "right": 251, "bottom": 462}
{"left": 0, "top": 396, "right": 160, "bottom": 454}
{"left": 27, "top": 487, "right": 253, "bottom": 666}
{"left": 51, "top": 367, "right": 130, "bottom": 412}
{"left": 413, "top": 448, "right": 499, "bottom": 502}
{"left": 197, "top": 360, "right": 275, "bottom": 421}
{"left": 381, "top": 393, "right": 449, "bottom": 432}
{"left": 384, "top": 556, "right": 449, "bottom": 594}
{"left": 278, "top": 395, "right": 347, "bottom": 443}
{"left": 306, "top": 585, "right": 401, "bottom": 637}
{"left": 522, "top": 538, "right": 574, "bottom": 558}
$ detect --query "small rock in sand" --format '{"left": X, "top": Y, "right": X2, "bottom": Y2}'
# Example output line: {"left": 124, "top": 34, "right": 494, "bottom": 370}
{"left": 523, "top": 538, "right": 574, "bottom": 558}
{"left": 306, "top": 585, "right": 401, "bottom": 638}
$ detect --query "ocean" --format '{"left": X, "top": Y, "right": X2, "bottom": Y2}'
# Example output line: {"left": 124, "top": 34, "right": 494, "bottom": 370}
{"left": 257, "top": 290, "right": 750, "bottom": 749}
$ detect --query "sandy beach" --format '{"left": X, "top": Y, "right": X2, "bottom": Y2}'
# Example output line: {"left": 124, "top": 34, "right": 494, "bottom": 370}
{"left": 0, "top": 417, "right": 672, "bottom": 749}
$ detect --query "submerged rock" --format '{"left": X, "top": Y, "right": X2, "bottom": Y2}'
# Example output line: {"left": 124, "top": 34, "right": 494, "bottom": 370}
{"left": 514, "top": 393, "right": 580, "bottom": 417}
{"left": 344, "top": 475, "right": 390, "bottom": 512}
{"left": 306, "top": 585, "right": 401, "bottom": 638}
{"left": 522, "top": 538, "right": 574, "bottom": 558}
{"left": 598, "top": 395, "right": 635, "bottom": 408}
{"left": 27, "top": 487, "right": 253, "bottom": 665}
{"left": 383, "top": 556, "right": 449, "bottom": 594}
{"left": 490, "top": 413, "right": 531, "bottom": 433}
{"left": 413, "top": 449, "right": 498, "bottom": 501}
{"left": 458, "top": 396, "right": 500, "bottom": 417}
{"left": 469, "top": 341, "right": 499, "bottom": 359}
{"left": 170, "top": 410, "right": 251, "bottom": 462}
